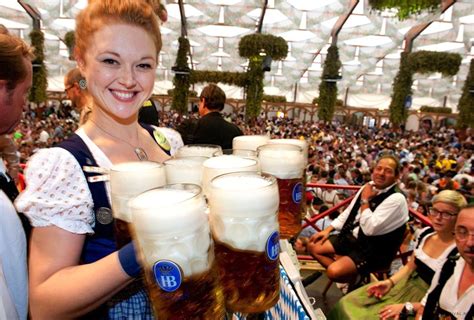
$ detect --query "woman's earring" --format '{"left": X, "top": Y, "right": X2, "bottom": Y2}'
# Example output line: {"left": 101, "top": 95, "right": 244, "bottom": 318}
{"left": 79, "top": 79, "right": 87, "bottom": 90}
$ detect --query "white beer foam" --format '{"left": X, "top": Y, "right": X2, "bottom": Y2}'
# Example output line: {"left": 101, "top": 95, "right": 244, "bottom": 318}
{"left": 164, "top": 157, "right": 205, "bottom": 186}
{"left": 209, "top": 174, "right": 279, "bottom": 251}
{"left": 176, "top": 145, "right": 222, "bottom": 157}
{"left": 233, "top": 135, "right": 270, "bottom": 151}
{"left": 110, "top": 161, "right": 166, "bottom": 222}
{"left": 258, "top": 145, "right": 304, "bottom": 179}
{"left": 269, "top": 138, "right": 308, "bottom": 163}
{"left": 202, "top": 155, "right": 258, "bottom": 196}
{"left": 131, "top": 189, "right": 211, "bottom": 277}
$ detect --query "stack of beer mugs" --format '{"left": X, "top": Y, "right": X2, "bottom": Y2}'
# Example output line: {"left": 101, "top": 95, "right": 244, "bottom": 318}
{"left": 113, "top": 135, "right": 310, "bottom": 318}
{"left": 130, "top": 184, "right": 225, "bottom": 318}
{"left": 209, "top": 172, "right": 280, "bottom": 313}
{"left": 109, "top": 161, "right": 166, "bottom": 248}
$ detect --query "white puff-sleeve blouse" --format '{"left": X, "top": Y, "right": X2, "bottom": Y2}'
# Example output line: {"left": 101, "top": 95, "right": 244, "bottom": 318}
{"left": 15, "top": 129, "right": 111, "bottom": 235}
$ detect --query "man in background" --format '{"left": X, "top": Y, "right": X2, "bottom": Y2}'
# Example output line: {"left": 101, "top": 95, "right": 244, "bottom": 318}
{"left": 0, "top": 25, "right": 33, "bottom": 320}
{"left": 64, "top": 67, "right": 91, "bottom": 124}
{"left": 192, "top": 83, "right": 242, "bottom": 149}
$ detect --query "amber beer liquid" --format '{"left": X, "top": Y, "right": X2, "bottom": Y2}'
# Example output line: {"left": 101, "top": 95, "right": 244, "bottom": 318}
{"left": 258, "top": 144, "right": 305, "bottom": 239}
{"left": 209, "top": 172, "right": 280, "bottom": 313}
{"left": 109, "top": 161, "right": 166, "bottom": 248}
{"left": 268, "top": 138, "right": 309, "bottom": 226}
{"left": 130, "top": 184, "right": 224, "bottom": 319}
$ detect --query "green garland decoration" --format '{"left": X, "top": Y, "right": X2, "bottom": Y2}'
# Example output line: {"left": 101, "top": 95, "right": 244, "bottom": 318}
{"left": 317, "top": 45, "right": 342, "bottom": 123}
{"left": 238, "top": 34, "right": 288, "bottom": 60}
{"left": 263, "top": 95, "right": 287, "bottom": 103}
{"left": 245, "top": 56, "right": 265, "bottom": 120}
{"left": 64, "top": 31, "right": 75, "bottom": 60}
{"left": 171, "top": 37, "right": 191, "bottom": 114}
{"left": 368, "top": 0, "right": 440, "bottom": 20}
{"left": 170, "top": 34, "right": 288, "bottom": 121}
{"left": 312, "top": 97, "right": 343, "bottom": 106}
{"left": 457, "top": 59, "right": 474, "bottom": 129}
{"left": 389, "top": 51, "right": 462, "bottom": 126}
{"left": 29, "top": 29, "right": 48, "bottom": 104}
{"left": 419, "top": 106, "right": 452, "bottom": 114}
{"left": 190, "top": 71, "right": 246, "bottom": 87}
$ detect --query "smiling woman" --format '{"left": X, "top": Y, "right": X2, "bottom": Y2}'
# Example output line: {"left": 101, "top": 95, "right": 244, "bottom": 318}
{"left": 15, "top": 0, "right": 172, "bottom": 319}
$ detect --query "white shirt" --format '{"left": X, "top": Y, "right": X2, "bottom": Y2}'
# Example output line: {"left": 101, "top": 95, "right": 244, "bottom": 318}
{"left": 330, "top": 182, "right": 409, "bottom": 237}
{"left": 0, "top": 159, "right": 27, "bottom": 320}
{"left": 421, "top": 258, "right": 474, "bottom": 319}
{"left": 15, "top": 129, "right": 108, "bottom": 234}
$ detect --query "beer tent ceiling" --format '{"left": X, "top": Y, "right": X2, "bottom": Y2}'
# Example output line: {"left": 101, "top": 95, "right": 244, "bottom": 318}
{"left": 1, "top": 0, "right": 473, "bottom": 111}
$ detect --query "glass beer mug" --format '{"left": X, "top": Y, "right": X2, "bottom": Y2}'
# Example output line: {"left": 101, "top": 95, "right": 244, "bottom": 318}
{"left": 258, "top": 144, "right": 305, "bottom": 239}
{"left": 109, "top": 161, "right": 166, "bottom": 248}
{"left": 209, "top": 172, "right": 280, "bottom": 313}
{"left": 130, "top": 184, "right": 224, "bottom": 319}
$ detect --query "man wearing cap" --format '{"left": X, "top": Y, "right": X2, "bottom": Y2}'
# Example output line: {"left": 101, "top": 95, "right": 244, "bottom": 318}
{"left": 191, "top": 83, "right": 242, "bottom": 149}
{"left": 0, "top": 25, "right": 33, "bottom": 320}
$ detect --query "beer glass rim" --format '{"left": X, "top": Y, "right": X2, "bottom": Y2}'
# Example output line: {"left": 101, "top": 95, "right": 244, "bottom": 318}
{"left": 110, "top": 160, "right": 163, "bottom": 173}
{"left": 164, "top": 156, "right": 208, "bottom": 165}
{"left": 257, "top": 143, "right": 303, "bottom": 154}
{"left": 233, "top": 135, "right": 269, "bottom": 141}
{"left": 131, "top": 183, "right": 202, "bottom": 210}
{"left": 210, "top": 171, "right": 276, "bottom": 191}
{"left": 269, "top": 138, "right": 308, "bottom": 145}
{"left": 178, "top": 144, "right": 222, "bottom": 150}
{"left": 214, "top": 149, "right": 257, "bottom": 157}
{"left": 203, "top": 155, "right": 258, "bottom": 169}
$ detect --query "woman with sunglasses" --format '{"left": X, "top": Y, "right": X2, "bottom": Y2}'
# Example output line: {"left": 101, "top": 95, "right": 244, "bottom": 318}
{"left": 328, "top": 190, "right": 466, "bottom": 320}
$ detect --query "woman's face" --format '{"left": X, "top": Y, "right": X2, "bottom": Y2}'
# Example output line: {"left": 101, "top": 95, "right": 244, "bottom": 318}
{"left": 79, "top": 23, "right": 157, "bottom": 120}
{"left": 429, "top": 201, "right": 458, "bottom": 234}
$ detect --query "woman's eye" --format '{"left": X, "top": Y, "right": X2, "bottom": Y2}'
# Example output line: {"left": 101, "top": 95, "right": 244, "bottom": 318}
{"left": 138, "top": 63, "right": 152, "bottom": 69}
{"left": 102, "top": 58, "right": 118, "bottom": 65}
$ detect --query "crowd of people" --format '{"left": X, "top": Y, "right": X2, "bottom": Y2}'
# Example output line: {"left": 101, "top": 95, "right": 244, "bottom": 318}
{"left": 1, "top": 0, "right": 473, "bottom": 318}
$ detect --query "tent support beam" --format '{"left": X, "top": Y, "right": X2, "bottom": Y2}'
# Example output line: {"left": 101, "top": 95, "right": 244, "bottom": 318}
{"left": 18, "top": 0, "right": 41, "bottom": 30}
{"left": 257, "top": 0, "right": 269, "bottom": 33}
{"left": 404, "top": 0, "right": 455, "bottom": 52}
{"left": 331, "top": 0, "right": 359, "bottom": 44}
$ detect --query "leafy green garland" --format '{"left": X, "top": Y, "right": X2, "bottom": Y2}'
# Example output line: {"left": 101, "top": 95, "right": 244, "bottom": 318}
{"left": 29, "top": 29, "right": 48, "bottom": 103}
{"left": 312, "top": 97, "right": 343, "bottom": 106}
{"left": 389, "top": 51, "right": 462, "bottom": 126}
{"left": 190, "top": 71, "right": 246, "bottom": 87}
{"left": 171, "top": 37, "right": 191, "bottom": 114}
{"left": 317, "top": 45, "right": 342, "bottom": 123}
{"left": 368, "top": 0, "right": 440, "bottom": 20}
{"left": 419, "top": 106, "right": 452, "bottom": 114}
{"left": 171, "top": 35, "right": 288, "bottom": 121}
{"left": 457, "top": 59, "right": 474, "bottom": 128}
{"left": 245, "top": 56, "right": 265, "bottom": 119}
{"left": 64, "top": 31, "right": 75, "bottom": 60}
{"left": 238, "top": 34, "right": 288, "bottom": 60}
{"left": 263, "top": 95, "right": 287, "bottom": 103}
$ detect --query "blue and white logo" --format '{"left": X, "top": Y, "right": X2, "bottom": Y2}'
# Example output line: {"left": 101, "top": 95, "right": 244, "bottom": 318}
{"left": 153, "top": 260, "right": 182, "bottom": 292}
{"left": 266, "top": 231, "right": 280, "bottom": 261}
{"left": 292, "top": 182, "right": 303, "bottom": 204}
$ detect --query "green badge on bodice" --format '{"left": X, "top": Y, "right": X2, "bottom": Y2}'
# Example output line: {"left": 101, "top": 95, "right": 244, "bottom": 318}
{"left": 153, "top": 129, "right": 171, "bottom": 152}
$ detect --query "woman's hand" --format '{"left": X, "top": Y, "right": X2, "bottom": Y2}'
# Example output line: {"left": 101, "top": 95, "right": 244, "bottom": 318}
{"left": 367, "top": 279, "right": 393, "bottom": 299}
{"left": 379, "top": 303, "right": 404, "bottom": 320}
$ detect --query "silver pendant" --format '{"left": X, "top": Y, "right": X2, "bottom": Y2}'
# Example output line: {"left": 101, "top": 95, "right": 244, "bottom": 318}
{"left": 134, "top": 147, "right": 148, "bottom": 161}
{"left": 96, "top": 207, "right": 113, "bottom": 225}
